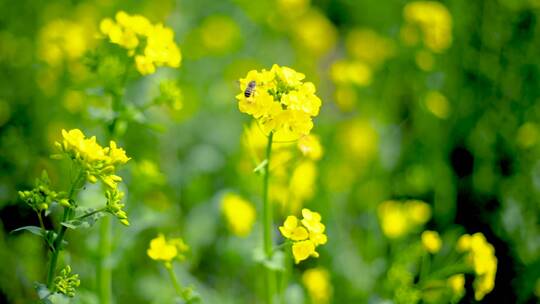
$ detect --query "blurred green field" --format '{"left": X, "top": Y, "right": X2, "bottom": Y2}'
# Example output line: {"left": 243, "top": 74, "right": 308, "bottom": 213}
{"left": 0, "top": 0, "right": 539, "bottom": 303}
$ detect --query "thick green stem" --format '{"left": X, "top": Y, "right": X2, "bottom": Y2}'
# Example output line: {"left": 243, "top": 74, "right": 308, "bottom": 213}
{"left": 97, "top": 216, "right": 112, "bottom": 304}
{"left": 46, "top": 208, "right": 69, "bottom": 289}
{"left": 46, "top": 172, "right": 83, "bottom": 289}
{"left": 166, "top": 265, "right": 183, "bottom": 299}
{"left": 262, "top": 132, "right": 276, "bottom": 304}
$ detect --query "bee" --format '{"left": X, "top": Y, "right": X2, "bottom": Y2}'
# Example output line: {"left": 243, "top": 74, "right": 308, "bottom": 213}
{"left": 244, "top": 80, "right": 257, "bottom": 98}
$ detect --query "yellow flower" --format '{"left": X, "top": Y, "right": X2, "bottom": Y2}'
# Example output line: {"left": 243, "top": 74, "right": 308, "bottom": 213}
{"left": 221, "top": 193, "right": 256, "bottom": 237}
{"left": 447, "top": 274, "right": 465, "bottom": 295}
{"left": 55, "top": 129, "right": 130, "bottom": 190}
{"left": 100, "top": 11, "right": 181, "bottom": 75}
{"left": 279, "top": 216, "right": 309, "bottom": 241}
{"left": 147, "top": 234, "right": 189, "bottom": 267}
{"left": 291, "top": 9, "right": 337, "bottom": 57}
{"left": 345, "top": 28, "right": 395, "bottom": 67}
{"left": 301, "top": 208, "right": 325, "bottom": 234}
{"left": 236, "top": 64, "right": 322, "bottom": 138}
{"left": 330, "top": 60, "right": 372, "bottom": 86}
{"left": 302, "top": 267, "right": 332, "bottom": 304}
{"left": 297, "top": 134, "right": 323, "bottom": 160}
{"left": 289, "top": 161, "right": 317, "bottom": 212}
{"left": 421, "top": 230, "right": 442, "bottom": 253}
{"left": 292, "top": 240, "right": 318, "bottom": 264}
{"left": 38, "top": 19, "right": 93, "bottom": 66}
{"left": 402, "top": 1, "right": 452, "bottom": 53}
{"left": 457, "top": 233, "right": 497, "bottom": 300}
{"left": 377, "top": 200, "right": 431, "bottom": 238}
{"left": 279, "top": 208, "right": 327, "bottom": 264}
{"left": 425, "top": 90, "right": 450, "bottom": 119}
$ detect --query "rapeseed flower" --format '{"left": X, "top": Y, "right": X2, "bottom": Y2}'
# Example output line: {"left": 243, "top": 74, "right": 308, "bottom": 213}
{"left": 100, "top": 11, "right": 181, "bottom": 75}
{"left": 302, "top": 267, "right": 332, "bottom": 304}
{"left": 237, "top": 65, "right": 322, "bottom": 139}
{"left": 54, "top": 129, "right": 130, "bottom": 189}
{"left": 377, "top": 200, "right": 431, "bottom": 238}
{"left": 456, "top": 233, "right": 497, "bottom": 300}
{"left": 147, "top": 234, "right": 189, "bottom": 268}
{"left": 279, "top": 208, "right": 327, "bottom": 263}
{"left": 54, "top": 129, "right": 130, "bottom": 224}
{"left": 221, "top": 193, "right": 256, "bottom": 237}
{"left": 421, "top": 230, "right": 442, "bottom": 253}
{"left": 402, "top": 1, "right": 452, "bottom": 53}
{"left": 297, "top": 134, "right": 323, "bottom": 160}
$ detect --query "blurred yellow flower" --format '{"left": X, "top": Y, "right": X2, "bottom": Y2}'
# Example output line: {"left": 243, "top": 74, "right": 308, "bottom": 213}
{"left": 292, "top": 9, "right": 337, "bottom": 57}
{"left": 302, "top": 267, "right": 332, "bottom": 304}
{"left": 236, "top": 65, "right": 322, "bottom": 139}
{"left": 377, "top": 200, "right": 431, "bottom": 238}
{"left": 279, "top": 208, "right": 327, "bottom": 263}
{"left": 345, "top": 28, "right": 395, "bottom": 67}
{"left": 421, "top": 230, "right": 442, "bottom": 253}
{"left": 199, "top": 15, "right": 240, "bottom": 54}
{"left": 277, "top": 0, "right": 311, "bottom": 18}
{"left": 447, "top": 274, "right": 465, "bottom": 295}
{"left": 100, "top": 11, "right": 181, "bottom": 75}
{"left": 330, "top": 60, "right": 372, "bottom": 86}
{"left": 38, "top": 19, "right": 93, "bottom": 66}
{"left": 517, "top": 122, "right": 539, "bottom": 148}
{"left": 403, "top": 1, "right": 453, "bottom": 53}
{"left": 221, "top": 193, "right": 256, "bottom": 237}
{"left": 147, "top": 234, "right": 189, "bottom": 267}
{"left": 289, "top": 161, "right": 317, "bottom": 212}
{"left": 425, "top": 90, "right": 451, "bottom": 119}
{"left": 457, "top": 233, "right": 497, "bottom": 300}
{"left": 339, "top": 120, "right": 379, "bottom": 162}
{"left": 297, "top": 134, "right": 323, "bottom": 160}
{"left": 415, "top": 49, "right": 434, "bottom": 71}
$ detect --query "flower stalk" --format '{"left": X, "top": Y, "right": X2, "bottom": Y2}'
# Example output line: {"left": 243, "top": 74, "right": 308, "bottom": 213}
{"left": 262, "top": 132, "right": 276, "bottom": 304}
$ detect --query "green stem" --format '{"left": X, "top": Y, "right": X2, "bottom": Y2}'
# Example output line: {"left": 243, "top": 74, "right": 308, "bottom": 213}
{"left": 98, "top": 216, "right": 112, "bottom": 304}
{"left": 37, "top": 212, "right": 45, "bottom": 231}
{"left": 46, "top": 208, "right": 69, "bottom": 289}
{"left": 166, "top": 265, "right": 184, "bottom": 299}
{"left": 262, "top": 132, "right": 276, "bottom": 304}
{"left": 46, "top": 171, "right": 83, "bottom": 289}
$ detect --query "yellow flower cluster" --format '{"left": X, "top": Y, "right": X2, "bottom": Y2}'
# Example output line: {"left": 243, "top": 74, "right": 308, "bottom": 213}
{"left": 38, "top": 19, "right": 91, "bottom": 66}
{"left": 100, "top": 11, "right": 181, "bottom": 75}
{"left": 402, "top": 1, "right": 452, "bottom": 53}
{"left": 457, "top": 233, "right": 497, "bottom": 300}
{"left": 55, "top": 129, "right": 130, "bottom": 189}
{"left": 221, "top": 193, "right": 256, "bottom": 237}
{"left": 279, "top": 209, "right": 327, "bottom": 264}
{"left": 421, "top": 230, "right": 442, "bottom": 253}
{"left": 237, "top": 65, "right": 322, "bottom": 139}
{"left": 54, "top": 129, "right": 130, "bottom": 225}
{"left": 147, "top": 234, "right": 189, "bottom": 268}
{"left": 302, "top": 267, "right": 332, "bottom": 304}
{"left": 377, "top": 200, "right": 431, "bottom": 239}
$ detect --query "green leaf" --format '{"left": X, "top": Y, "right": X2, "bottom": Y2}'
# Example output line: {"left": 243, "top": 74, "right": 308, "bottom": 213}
{"left": 11, "top": 226, "right": 44, "bottom": 237}
{"left": 61, "top": 209, "right": 104, "bottom": 229}
{"left": 253, "top": 159, "right": 268, "bottom": 174}
{"left": 34, "top": 282, "right": 52, "bottom": 302}
{"left": 252, "top": 248, "right": 286, "bottom": 272}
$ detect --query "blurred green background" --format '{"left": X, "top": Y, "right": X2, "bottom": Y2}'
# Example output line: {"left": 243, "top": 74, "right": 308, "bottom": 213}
{"left": 0, "top": 0, "right": 539, "bottom": 303}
